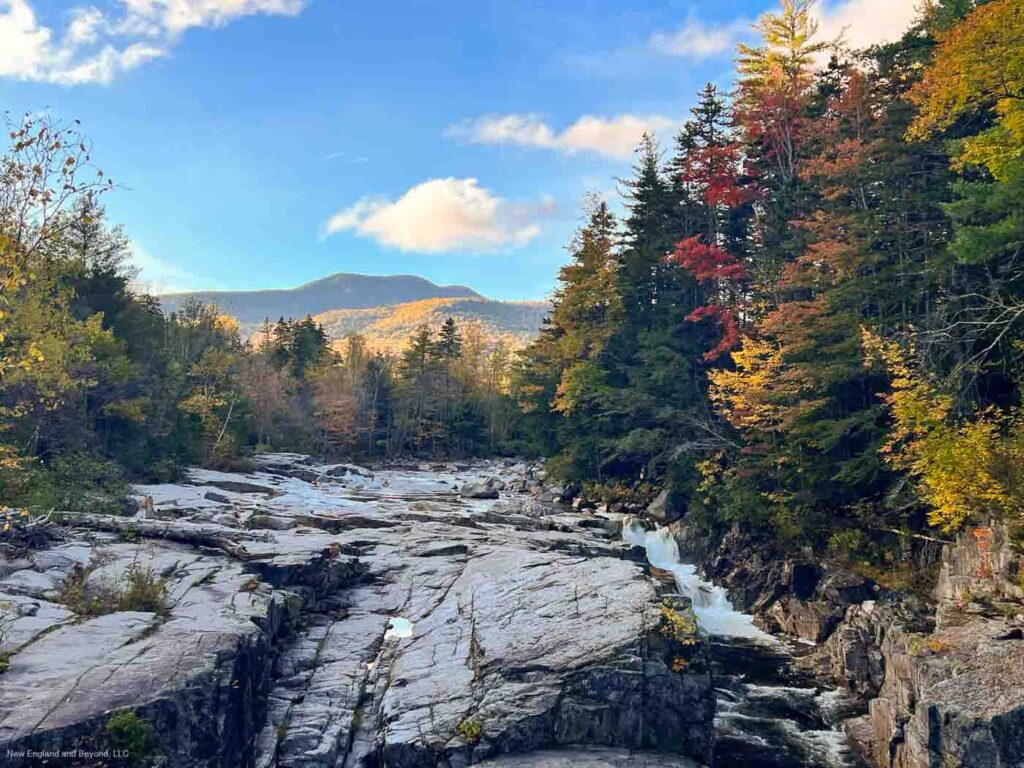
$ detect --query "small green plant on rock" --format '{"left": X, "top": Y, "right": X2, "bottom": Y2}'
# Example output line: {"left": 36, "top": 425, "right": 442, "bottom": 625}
{"left": 827, "top": 529, "right": 866, "bottom": 560}
{"left": 659, "top": 599, "right": 699, "bottom": 646}
{"left": 107, "top": 711, "right": 159, "bottom": 766}
{"left": 119, "top": 526, "right": 139, "bottom": 543}
{"left": 906, "top": 632, "right": 949, "bottom": 656}
{"left": 60, "top": 565, "right": 109, "bottom": 616}
{"left": 906, "top": 633, "right": 928, "bottom": 655}
{"left": 455, "top": 716, "right": 482, "bottom": 745}
{"left": 118, "top": 563, "right": 168, "bottom": 615}
{"left": 60, "top": 560, "right": 168, "bottom": 617}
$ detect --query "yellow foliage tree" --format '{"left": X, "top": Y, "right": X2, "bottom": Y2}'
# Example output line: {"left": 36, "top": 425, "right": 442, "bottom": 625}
{"left": 862, "top": 329, "right": 1024, "bottom": 532}
{"left": 708, "top": 336, "right": 788, "bottom": 435}
{"left": 909, "top": 0, "right": 1024, "bottom": 180}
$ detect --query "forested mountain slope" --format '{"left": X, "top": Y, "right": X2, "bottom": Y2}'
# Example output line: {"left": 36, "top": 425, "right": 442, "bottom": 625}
{"left": 161, "top": 272, "right": 482, "bottom": 323}
{"left": 315, "top": 297, "right": 550, "bottom": 352}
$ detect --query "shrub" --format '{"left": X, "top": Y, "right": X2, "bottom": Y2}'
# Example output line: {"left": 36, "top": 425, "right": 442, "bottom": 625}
{"left": 455, "top": 717, "right": 482, "bottom": 745}
{"left": 106, "top": 711, "right": 159, "bottom": 766}
{"left": 60, "top": 561, "right": 167, "bottom": 617}
{"left": 0, "top": 453, "right": 129, "bottom": 515}
{"left": 659, "top": 599, "right": 699, "bottom": 646}
{"left": 828, "top": 529, "right": 866, "bottom": 559}
{"left": 118, "top": 563, "right": 168, "bottom": 614}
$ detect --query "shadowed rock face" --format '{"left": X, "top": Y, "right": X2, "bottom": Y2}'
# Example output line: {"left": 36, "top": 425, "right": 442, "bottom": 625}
{"left": 836, "top": 522, "right": 1024, "bottom": 768}
{"left": 0, "top": 455, "right": 714, "bottom": 768}
{"left": 660, "top": 506, "right": 1024, "bottom": 768}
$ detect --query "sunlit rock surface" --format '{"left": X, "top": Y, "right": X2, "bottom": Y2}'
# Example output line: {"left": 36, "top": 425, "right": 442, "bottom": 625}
{"left": 0, "top": 455, "right": 713, "bottom": 768}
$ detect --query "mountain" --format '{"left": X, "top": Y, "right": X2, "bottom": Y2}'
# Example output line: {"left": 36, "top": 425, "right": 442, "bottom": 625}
{"left": 315, "top": 297, "right": 551, "bottom": 353}
{"left": 160, "top": 272, "right": 550, "bottom": 351}
{"left": 161, "top": 273, "right": 482, "bottom": 324}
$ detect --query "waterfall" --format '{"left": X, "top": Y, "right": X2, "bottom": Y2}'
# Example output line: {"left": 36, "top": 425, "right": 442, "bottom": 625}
{"left": 622, "top": 517, "right": 771, "bottom": 640}
{"left": 623, "top": 517, "right": 861, "bottom": 766}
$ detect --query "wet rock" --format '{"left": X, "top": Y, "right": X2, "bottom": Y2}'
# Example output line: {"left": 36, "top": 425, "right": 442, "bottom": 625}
{"left": 460, "top": 481, "right": 499, "bottom": 499}
{"left": 646, "top": 490, "right": 682, "bottom": 525}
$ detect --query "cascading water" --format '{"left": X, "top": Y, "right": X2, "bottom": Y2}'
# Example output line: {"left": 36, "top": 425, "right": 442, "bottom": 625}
{"left": 622, "top": 517, "right": 865, "bottom": 767}
{"left": 623, "top": 518, "right": 769, "bottom": 639}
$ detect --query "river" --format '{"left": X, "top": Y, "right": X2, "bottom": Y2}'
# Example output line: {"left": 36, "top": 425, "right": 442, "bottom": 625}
{"left": 624, "top": 520, "right": 864, "bottom": 767}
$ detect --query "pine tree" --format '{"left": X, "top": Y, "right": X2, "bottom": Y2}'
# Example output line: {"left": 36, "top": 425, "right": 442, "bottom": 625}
{"left": 517, "top": 196, "right": 622, "bottom": 476}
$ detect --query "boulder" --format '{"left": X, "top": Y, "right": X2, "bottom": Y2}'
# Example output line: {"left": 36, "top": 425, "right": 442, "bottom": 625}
{"left": 460, "top": 482, "right": 500, "bottom": 500}
{"left": 646, "top": 490, "right": 683, "bottom": 524}
{"left": 323, "top": 463, "right": 374, "bottom": 479}
{"left": 247, "top": 514, "right": 298, "bottom": 531}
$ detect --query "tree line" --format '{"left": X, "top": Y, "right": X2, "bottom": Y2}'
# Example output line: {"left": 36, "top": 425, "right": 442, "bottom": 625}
{"left": 518, "top": 0, "right": 1024, "bottom": 550}
{"left": 3, "top": 0, "right": 1022, "bottom": 559}
{"left": 0, "top": 127, "right": 523, "bottom": 512}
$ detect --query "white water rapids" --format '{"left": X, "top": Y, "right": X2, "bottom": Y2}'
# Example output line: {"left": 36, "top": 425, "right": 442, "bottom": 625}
{"left": 622, "top": 517, "right": 861, "bottom": 766}
{"left": 622, "top": 517, "right": 771, "bottom": 640}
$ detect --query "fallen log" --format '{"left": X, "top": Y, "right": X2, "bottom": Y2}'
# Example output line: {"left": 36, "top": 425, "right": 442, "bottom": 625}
{"left": 51, "top": 512, "right": 268, "bottom": 560}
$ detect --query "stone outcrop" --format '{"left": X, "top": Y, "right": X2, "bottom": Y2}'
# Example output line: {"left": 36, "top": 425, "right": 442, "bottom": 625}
{"left": 642, "top": 505, "right": 1024, "bottom": 768}
{"left": 476, "top": 747, "right": 704, "bottom": 766}
{"left": 0, "top": 456, "right": 714, "bottom": 768}
{"left": 646, "top": 491, "right": 683, "bottom": 525}
{"left": 839, "top": 523, "right": 1024, "bottom": 768}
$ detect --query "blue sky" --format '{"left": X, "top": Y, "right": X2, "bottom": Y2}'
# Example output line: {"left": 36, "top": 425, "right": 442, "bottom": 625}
{"left": 0, "top": 0, "right": 917, "bottom": 300}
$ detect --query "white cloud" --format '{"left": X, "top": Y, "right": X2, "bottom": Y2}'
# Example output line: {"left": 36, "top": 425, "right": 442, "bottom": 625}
{"left": 447, "top": 113, "right": 678, "bottom": 161}
{"left": 815, "top": 0, "right": 918, "bottom": 50}
{"left": 129, "top": 241, "right": 195, "bottom": 293}
{"left": 324, "top": 178, "right": 554, "bottom": 254}
{"left": 0, "top": 0, "right": 305, "bottom": 85}
{"left": 649, "top": 17, "right": 750, "bottom": 59}
{"left": 121, "top": 0, "right": 305, "bottom": 35}
{"left": 648, "top": 0, "right": 918, "bottom": 63}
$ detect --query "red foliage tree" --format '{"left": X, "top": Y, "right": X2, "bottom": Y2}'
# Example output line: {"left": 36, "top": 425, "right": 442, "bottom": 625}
{"left": 668, "top": 237, "right": 748, "bottom": 361}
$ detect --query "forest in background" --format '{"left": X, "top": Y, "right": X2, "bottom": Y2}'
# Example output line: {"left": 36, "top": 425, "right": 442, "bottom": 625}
{"left": 0, "top": 156, "right": 524, "bottom": 512}
{"left": 2, "top": 0, "right": 1023, "bottom": 569}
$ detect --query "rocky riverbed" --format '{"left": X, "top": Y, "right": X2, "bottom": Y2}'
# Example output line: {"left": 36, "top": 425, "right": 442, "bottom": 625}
{"left": 0, "top": 456, "right": 715, "bottom": 768}
{"left": 6, "top": 455, "right": 1016, "bottom": 768}
{"left": 654, "top": 503, "right": 1024, "bottom": 768}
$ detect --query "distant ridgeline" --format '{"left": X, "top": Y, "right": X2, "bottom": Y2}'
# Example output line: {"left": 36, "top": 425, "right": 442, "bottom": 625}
{"left": 161, "top": 272, "right": 551, "bottom": 351}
